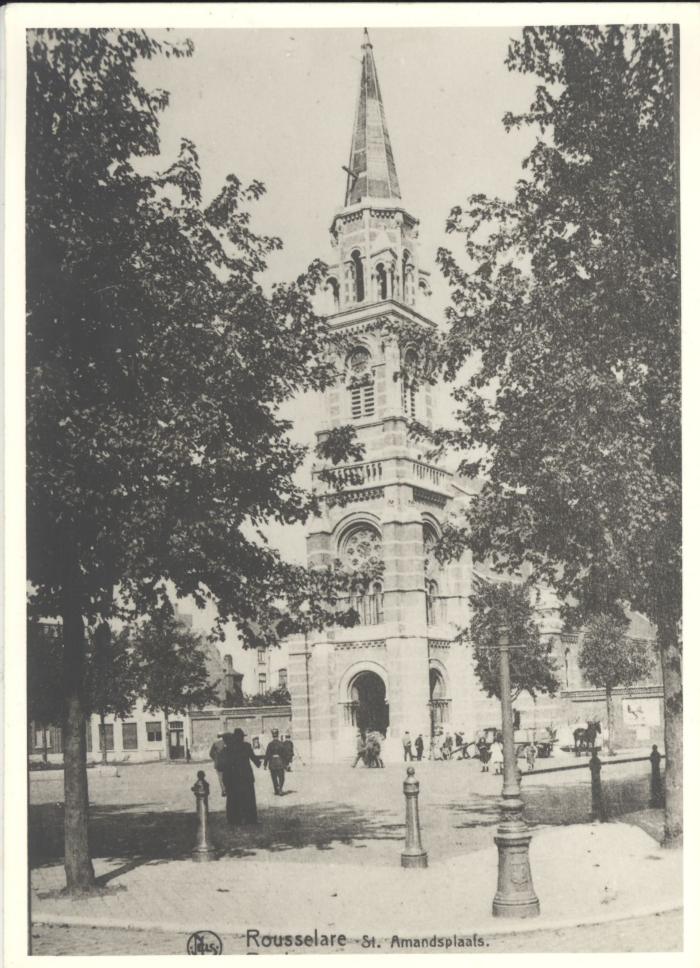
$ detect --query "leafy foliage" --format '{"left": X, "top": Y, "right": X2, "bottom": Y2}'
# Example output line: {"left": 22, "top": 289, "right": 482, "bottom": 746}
{"left": 132, "top": 613, "right": 219, "bottom": 720}
{"left": 26, "top": 28, "right": 353, "bottom": 637}
{"left": 85, "top": 625, "right": 141, "bottom": 723}
{"left": 27, "top": 622, "right": 64, "bottom": 728}
{"left": 429, "top": 25, "right": 681, "bottom": 840}
{"left": 25, "top": 28, "right": 366, "bottom": 886}
{"left": 468, "top": 579, "right": 560, "bottom": 702}
{"left": 316, "top": 425, "right": 365, "bottom": 470}
{"left": 579, "top": 614, "right": 654, "bottom": 693}
{"left": 242, "top": 687, "right": 292, "bottom": 707}
{"left": 428, "top": 26, "right": 679, "bottom": 633}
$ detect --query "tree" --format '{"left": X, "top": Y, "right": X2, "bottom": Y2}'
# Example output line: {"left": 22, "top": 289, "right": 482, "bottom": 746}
{"left": 85, "top": 625, "right": 141, "bottom": 764}
{"left": 27, "top": 622, "right": 64, "bottom": 763}
{"left": 468, "top": 579, "right": 560, "bottom": 704}
{"left": 579, "top": 615, "right": 654, "bottom": 755}
{"left": 431, "top": 26, "right": 681, "bottom": 845}
{"left": 134, "top": 613, "right": 219, "bottom": 760}
{"left": 26, "top": 29, "right": 358, "bottom": 892}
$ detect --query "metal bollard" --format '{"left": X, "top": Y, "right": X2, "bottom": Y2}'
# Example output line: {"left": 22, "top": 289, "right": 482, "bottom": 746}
{"left": 401, "top": 767, "right": 428, "bottom": 868}
{"left": 191, "top": 770, "right": 216, "bottom": 862}
{"left": 588, "top": 749, "right": 606, "bottom": 822}
{"left": 649, "top": 745, "right": 664, "bottom": 808}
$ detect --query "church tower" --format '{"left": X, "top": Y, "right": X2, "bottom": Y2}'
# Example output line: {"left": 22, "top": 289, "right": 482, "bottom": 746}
{"left": 288, "top": 31, "right": 478, "bottom": 762}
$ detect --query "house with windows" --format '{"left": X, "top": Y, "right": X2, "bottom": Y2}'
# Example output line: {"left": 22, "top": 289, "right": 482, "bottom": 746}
{"left": 28, "top": 621, "right": 244, "bottom": 765}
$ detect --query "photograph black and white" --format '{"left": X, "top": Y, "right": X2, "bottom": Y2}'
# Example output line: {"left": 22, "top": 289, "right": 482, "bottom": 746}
{"left": 3, "top": 2, "right": 697, "bottom": 961}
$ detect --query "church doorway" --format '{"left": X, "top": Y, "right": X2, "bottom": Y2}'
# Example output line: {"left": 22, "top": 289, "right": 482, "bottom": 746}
{"left": 350, "top": 671, "right": 389, "bottom": 737}
{"left": 429, "top": 666, "right": 450, "bottom": 737}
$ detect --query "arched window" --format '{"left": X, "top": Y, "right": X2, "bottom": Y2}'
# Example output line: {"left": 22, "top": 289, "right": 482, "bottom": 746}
{"left": 347, "top": 346, "right": 375, "bottom": 420}
{"left": 376, "top": 263, "right": 388, "bottom": 300}
{"left": 351, "top": 250, "right": 365, "bottom": 302}
{"left": 326, "top": 277, "right": 340, "bottom": 311}
{"left": 339, "top": 525, "right": 384, "bottom": 627}
{"left": 370, "top": 580, "right": 384, "bottom": 624}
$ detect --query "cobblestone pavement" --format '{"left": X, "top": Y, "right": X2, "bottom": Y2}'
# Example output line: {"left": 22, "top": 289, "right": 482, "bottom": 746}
{"left": 30, "top": 910, "right": 683, "bottom": 956}
{"left": 29, "top": 756, "right": 678, "bottom": 957}
{"left": 30, "top": 754, "right": 660, "bottom": 870}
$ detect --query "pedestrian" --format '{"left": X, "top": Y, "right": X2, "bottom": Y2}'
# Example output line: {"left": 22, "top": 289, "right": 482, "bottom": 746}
{"left": 264, "top": 728, "right": 287, "bottom": 795}
{"left": 525, "top": 741, "right": 538, "bottom": 772}
{"left": 282, "top": 734, "right": 295, "bottom": 772}
{"left": 442, "top": 732, "right": 453, "bottom": 760}
{"left": 352, "top": 732, "right": 367, "bottom": 768}
{"left": 220, "top": 729, "right": 261, "bottom": 826}
{"left": 185, "top": 738, "right": 192, "bottom": 763}
{"left": 414, "top": 734, "right": 424, "bottom": 761}
{"left": 477, "top": 735, "right": 490, "bottom": 772}
{"left": 402, "top": 731, "right": 414, "bottom": 761}
{"left": 209, "top": 733, "right": 227, "bottom": 795}
{"left": 490, "top": 738, "right": 504, "bottom": 776}
{"left": 365, "top": 731, "right": 384, "bottom": 768}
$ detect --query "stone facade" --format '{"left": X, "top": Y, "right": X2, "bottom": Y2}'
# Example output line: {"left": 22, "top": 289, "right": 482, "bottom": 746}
{"left": 288, "top": 33, "right": 483, "bottom": 764}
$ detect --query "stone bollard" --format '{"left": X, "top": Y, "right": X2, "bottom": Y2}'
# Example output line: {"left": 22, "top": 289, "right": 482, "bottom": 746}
{"left": 401, "top": 767, "right": 428, "bottom": 868}
{"left": 588, "top": 749, "right": 606, "bottom": 822}
{"left": 191, "top": 770, "right": 216, "bottom": 862}
{"left": 650, "top": 745, "right": 664, "bottom": 808}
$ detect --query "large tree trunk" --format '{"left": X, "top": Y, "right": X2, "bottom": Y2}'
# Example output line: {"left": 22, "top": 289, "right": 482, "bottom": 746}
{"left": 657, "top": 613, "right": 682, "bottom": 848}
{"left": 61, "top": 559, "right": 95, "bottom": 892}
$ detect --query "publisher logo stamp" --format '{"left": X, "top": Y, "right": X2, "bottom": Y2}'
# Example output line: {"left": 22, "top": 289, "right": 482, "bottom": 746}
{"left": 187, "top": 930, "right": 223, "bottom": 955}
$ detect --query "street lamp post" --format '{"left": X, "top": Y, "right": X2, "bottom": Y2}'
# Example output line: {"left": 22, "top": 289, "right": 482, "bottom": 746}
{"left": 492, "top": 628, "right": 540, "bottom": 918}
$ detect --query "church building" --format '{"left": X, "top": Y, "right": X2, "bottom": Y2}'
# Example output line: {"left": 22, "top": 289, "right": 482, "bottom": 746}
{"left": 286, "top": 31, "right": 491, "bottom": 763}
{"left": 286, "top": 30, "right": 663, "bottom": 764}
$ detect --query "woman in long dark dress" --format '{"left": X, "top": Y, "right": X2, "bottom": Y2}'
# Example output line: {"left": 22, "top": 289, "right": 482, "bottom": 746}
{"left": 220, "top": 729, "right": 261, "bottom": 826}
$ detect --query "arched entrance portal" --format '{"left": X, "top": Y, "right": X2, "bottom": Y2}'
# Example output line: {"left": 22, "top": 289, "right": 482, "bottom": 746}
{"left": 350, "top": 671, "right": 389, "bottom": 737}
{"left": 429, "top": 666, "right": 449, "bottom": 737}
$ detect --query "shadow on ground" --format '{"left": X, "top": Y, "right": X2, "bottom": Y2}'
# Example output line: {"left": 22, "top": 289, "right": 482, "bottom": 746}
{"left": 522, "top": 774, "right": 655, "bottom": 827}
{"left": 30, "top": 771, "right": 658, "bottom": 870}
{"left": 30, "top": 800, "right": 405, "bottom": 869}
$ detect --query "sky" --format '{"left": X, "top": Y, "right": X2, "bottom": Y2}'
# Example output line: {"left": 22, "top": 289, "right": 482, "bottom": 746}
{"left": 134, "top": 27, "right": 538, "bottom": 571}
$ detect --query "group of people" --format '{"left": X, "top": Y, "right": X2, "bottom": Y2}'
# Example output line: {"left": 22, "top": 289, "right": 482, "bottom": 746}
{"left": 402, "top": 729, "right": 467, "bottom": 761}
{"left": 209, "top": 728, "right": 295, "bottom": 827}
{"left": 476, "top": 734, "right": 504, "bottom": 773}
{"left": 475, "top": 735, "right": 538, "bottom": 772}
{"left": 352, "top": 730, "right": 384, "bottom": 768}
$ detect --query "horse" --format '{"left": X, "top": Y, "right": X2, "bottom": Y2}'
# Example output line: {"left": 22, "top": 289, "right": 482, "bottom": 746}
{"left": 573, "top": 720, "right": 601, "bottom": 756}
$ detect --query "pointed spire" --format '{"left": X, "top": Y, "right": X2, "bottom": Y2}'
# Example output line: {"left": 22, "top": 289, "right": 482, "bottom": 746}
{"left": 344, "top": 29, "right": 401, "bottom": 206}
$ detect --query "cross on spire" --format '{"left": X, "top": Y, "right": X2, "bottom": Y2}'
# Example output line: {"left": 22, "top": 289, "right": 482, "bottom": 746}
{"left": 344, "top": 29, "right": 401, "bottom": 207}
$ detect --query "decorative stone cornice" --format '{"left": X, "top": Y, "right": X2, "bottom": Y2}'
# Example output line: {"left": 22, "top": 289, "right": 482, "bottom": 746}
{"left": 428, "top": 639, "right": 451, "bottom": 651}
{"left": 334, "top": 639, "right": 386, "bottom": 651}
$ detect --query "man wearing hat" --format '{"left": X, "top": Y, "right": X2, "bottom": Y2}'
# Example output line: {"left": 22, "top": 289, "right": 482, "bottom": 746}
{"left": 209, "top": 732, "right": 227, "bottom": 795}
{"left": 263, "top": 728, "right": 287, "bottom": 795}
